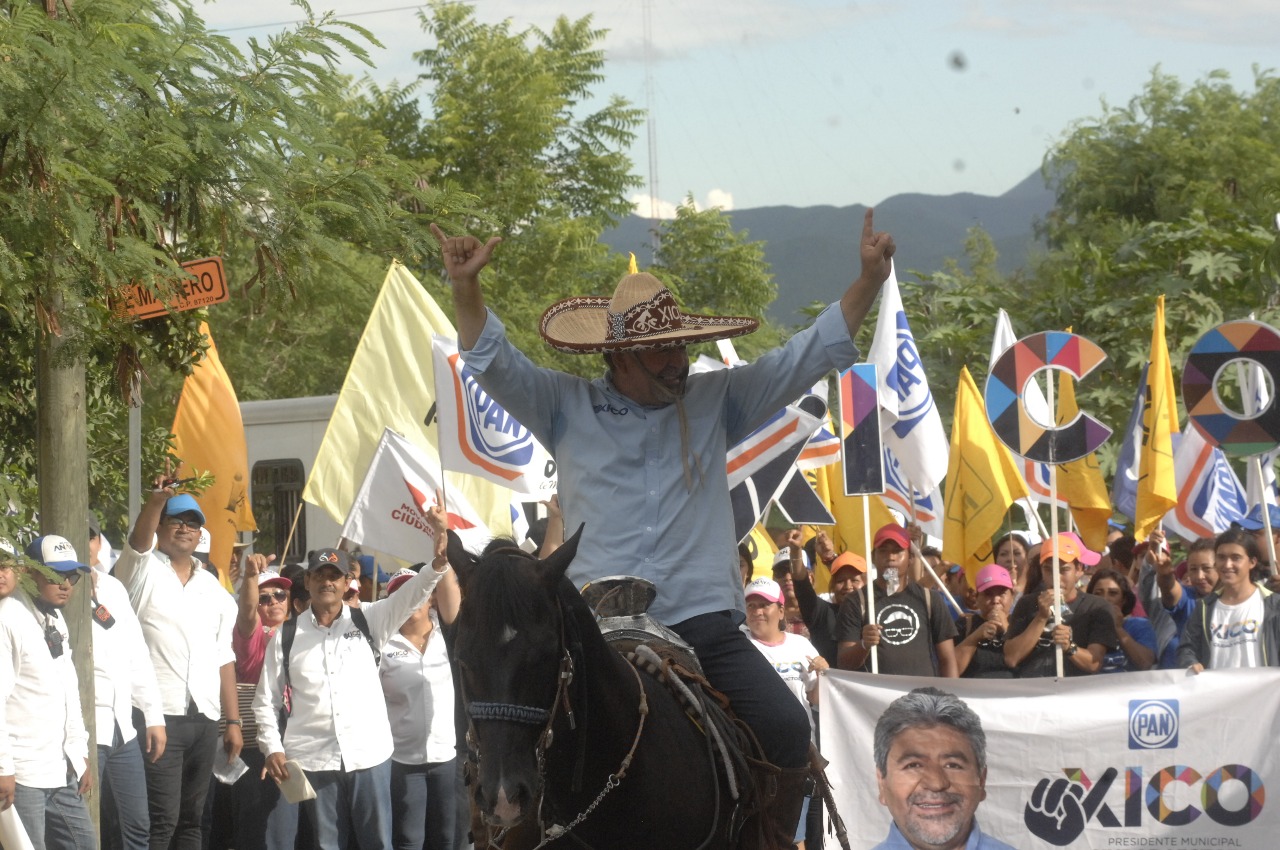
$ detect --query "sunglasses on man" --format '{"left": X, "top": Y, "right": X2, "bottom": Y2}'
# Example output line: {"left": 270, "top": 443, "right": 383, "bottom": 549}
{"left": 38, "top": 571, "right": 82, "bottom": 587}
{"left": 258, "top": 589, "right": 288, "bottom": 605}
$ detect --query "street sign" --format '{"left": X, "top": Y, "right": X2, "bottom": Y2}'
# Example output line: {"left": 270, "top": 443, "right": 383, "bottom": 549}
{"left": 119, "top": 257, "right": 229, "bottom": 320}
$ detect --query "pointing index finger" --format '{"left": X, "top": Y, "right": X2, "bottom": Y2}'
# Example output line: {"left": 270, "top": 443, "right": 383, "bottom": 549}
{"left": 862, "top": 207, "right": 875, "bottom": 242}
{"left": 429, "top": 222, "right": 448, "bottom": 245}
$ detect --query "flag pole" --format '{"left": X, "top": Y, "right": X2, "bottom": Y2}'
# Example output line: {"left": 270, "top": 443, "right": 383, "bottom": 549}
{"left": 282, "top": 501, "right": 304, "bottom": 566}
{"left": 1047, "top": 368, "right": 1064, "bottom": 678}
{"left": 862, "top": 496, "right": 878, "bottom": 674}
{"left": 1254, "top": 455, "right": 1278, "bottom": 569}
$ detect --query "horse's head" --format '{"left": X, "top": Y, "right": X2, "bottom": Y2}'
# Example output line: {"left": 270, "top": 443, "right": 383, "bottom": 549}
{"left": 449, "top": 526, "right": 583, "bottom": 828}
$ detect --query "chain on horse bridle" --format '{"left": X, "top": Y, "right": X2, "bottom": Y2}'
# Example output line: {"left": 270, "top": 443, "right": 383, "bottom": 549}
{"left": 463, "top": 564, "right": 648, "bottom": 850}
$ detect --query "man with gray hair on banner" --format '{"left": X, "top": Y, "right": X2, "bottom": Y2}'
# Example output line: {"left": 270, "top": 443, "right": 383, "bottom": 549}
{"left": 872, "top": 687, "right": 1017, "bottom": 850}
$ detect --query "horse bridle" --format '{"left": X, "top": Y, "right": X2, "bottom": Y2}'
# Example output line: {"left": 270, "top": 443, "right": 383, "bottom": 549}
{"left": 462, "top": 559, "right": 648, "bottom": 849}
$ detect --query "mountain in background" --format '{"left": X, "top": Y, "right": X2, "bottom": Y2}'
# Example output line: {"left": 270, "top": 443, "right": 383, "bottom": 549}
{"left": 601, "top": 169, "right": 1056, "bottom": 325}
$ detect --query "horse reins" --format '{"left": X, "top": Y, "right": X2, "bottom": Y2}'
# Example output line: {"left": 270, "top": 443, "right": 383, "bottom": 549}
{"left": 464, "top": 566, "right": 651, "bottom": 849}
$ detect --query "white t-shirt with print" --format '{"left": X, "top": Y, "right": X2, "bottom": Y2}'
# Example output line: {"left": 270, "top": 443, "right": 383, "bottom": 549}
{"left": 748, "top": 631, "right": 820, "bottom": 739}
{"left": 1208, "top": 590, "right": 1265, "bottom": 669}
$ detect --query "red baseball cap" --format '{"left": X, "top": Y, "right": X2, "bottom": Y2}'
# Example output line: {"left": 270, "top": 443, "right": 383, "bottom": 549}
{"left": 873, "top": 524, "right": 910, "bottom": 551}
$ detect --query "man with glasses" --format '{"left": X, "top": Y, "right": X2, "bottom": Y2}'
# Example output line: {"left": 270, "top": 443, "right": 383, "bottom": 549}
{"left": 0, "top": 536, "right": 95, "bottom": 849}
{"left": 116, "top": 484, "right": 241, "bottom": 850}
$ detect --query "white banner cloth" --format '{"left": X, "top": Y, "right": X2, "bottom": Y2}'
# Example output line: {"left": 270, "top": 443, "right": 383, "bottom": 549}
{"left": 821, "top": 668, "right": 1280, "bottom": 849}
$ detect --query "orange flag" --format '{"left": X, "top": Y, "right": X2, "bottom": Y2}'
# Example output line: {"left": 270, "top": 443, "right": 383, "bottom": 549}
{"left": 171, "top": 323, "right": 256, "bottom": 591}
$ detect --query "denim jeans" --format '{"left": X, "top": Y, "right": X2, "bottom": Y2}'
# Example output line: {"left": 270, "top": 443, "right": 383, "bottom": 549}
{"left": 390, "top": 758, "right": 456, "bottom": 850}
{"left": 235, "top": 747, "right": 299, "bottom": 850}
{"left": 12, "top": 774, "right": 96, "bottom": 850}
{"left": 142, "top": 712, "right": 219, "bottom": 850}
{"left": 98, "top": 724, "right": 150, "bottom": 850}
{"left": 303, "top": 759, "right": 393, "bottom": 850}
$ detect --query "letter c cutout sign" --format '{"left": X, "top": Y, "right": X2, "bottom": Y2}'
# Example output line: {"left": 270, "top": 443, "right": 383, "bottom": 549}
{"left": 1182, "top": 319, "right": 1280, "bottom": 457}
{"left": 985, "top": 331, "right": 1112, "bottom": 464}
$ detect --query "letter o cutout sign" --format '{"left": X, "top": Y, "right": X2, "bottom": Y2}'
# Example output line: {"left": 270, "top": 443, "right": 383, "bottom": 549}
{"left": 1183, "top": 320, "right": 1280, "bottom": 457}
{"left": 985, "top": 331, "right": 1112, "bottom": 464}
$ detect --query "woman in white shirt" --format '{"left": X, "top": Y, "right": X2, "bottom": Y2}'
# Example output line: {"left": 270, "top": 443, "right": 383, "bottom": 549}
{"left": 743, "top": 577, "right": 826, "bottom": 850}
{"left": 379, "top": 500, "right": 462, "bottom": 850}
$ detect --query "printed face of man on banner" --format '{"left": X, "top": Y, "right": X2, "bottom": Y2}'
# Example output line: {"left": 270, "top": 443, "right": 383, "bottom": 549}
{"left": 872, "top": 687, "right": 1013, "bottom": 850}
{"left": 877, "top": 723, "right": 986, "bottom": 848}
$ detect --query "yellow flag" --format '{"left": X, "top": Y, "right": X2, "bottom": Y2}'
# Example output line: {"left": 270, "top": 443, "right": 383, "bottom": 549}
{"left": 303, "top": 262, "right": 513, "bottom": 540}
{"left": 742, "top": 524, "right": 777, "bottom": 583}
{"left": 943, "top": 366, "right": 1029, "bottom": 580}
{"left": 171, "top": 323, "right": 257, "bottom": 592}
{"left": 810, "top": 462, "right": 896, "bottom": 590}
{"left": 1055, "top": 369, "right": 1112, "bottom": 551}
{"left": 1134, "top": 295, "right": 1180, "bottom": 541}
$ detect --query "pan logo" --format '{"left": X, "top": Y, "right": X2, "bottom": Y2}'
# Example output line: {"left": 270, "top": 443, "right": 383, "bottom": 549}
{"left": 1129, "top": 699, "right": 1178, "bottom": 750}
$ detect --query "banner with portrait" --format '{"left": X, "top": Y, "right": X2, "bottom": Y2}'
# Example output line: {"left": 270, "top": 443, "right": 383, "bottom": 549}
{"left": 821, "top": 668, "right": 1280, "bottom": 849}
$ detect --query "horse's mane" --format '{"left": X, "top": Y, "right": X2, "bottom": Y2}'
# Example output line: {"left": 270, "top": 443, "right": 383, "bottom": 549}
{"left": 463, "top": 551, "right": 550, "bottom": 632}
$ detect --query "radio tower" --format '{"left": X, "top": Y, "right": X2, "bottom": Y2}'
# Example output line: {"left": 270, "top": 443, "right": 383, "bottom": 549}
{"left": 642, "top": 0, "right": 660, "bottom": 251}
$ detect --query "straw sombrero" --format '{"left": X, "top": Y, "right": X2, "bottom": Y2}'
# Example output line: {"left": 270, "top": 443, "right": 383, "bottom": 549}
{"left": 539, "top": 273, "right": 759, "bottom": 354}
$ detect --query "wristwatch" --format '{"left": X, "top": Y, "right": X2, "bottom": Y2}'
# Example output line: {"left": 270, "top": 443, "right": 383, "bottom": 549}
{"left": 225, "top": 718, "right": 243, "bottom": 727}
{"left": 1065, "top": 642, "right": 1079, "bottom": 657}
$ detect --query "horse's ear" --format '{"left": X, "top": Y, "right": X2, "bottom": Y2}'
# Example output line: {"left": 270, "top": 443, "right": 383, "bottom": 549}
{"left": 539, "top": 522, "right": 584, "bottom": 585}
{"left": 445, "top": 530, "right": 476, "bottom": 587}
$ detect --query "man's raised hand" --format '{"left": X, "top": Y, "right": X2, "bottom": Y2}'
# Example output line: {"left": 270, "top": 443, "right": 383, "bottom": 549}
{"left": 859, "top": 208, "right": 895, "bottom": 287}
{"left": 430, "top": 223, "right": 502, "bottom": 285}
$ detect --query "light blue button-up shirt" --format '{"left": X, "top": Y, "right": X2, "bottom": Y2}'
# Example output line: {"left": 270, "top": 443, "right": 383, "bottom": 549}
{"left": 873, "top": 819, "right": 1019, "bottom": 850}
{"left": 460, "top": 303, "right": 857, "bottom": 626}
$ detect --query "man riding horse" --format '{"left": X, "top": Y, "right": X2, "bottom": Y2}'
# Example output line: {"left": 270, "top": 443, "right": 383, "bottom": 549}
{"left": 431, "top": 211, "right": 895, "bottom": 848}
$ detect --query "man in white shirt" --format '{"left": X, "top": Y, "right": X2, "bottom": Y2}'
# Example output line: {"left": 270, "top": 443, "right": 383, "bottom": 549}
{"left": 115, "top": 485, "right": 242, "bottom": 850}
{"left": 0, "top": 536, "right": 95, "bottom": 850}
{"left": 254, "top": 548, "right": 449, "bottom": 850}
{"left": 90, "top": 562, "right": 167, "bottom": 850}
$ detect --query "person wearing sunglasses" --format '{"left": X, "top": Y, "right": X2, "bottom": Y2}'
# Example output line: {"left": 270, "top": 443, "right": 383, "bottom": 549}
{"left": 115, "top": 480, "right": 242, "bottom": 850}
{"left": 0, "top": 535, "right": 96, "bottom": 849}
{"left": 225, "top": 553, "right": 297, "bottom": 850}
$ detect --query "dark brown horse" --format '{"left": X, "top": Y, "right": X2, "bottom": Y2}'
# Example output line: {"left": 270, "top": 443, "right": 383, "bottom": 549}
{"left": 447, "top": 528, "right": 740, "bottom": 849}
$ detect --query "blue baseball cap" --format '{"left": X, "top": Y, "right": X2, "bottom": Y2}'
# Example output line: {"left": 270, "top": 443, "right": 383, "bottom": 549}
{"left": 25, "top": 535, "right": 91, "bottom": 574}
{"left": 358, "top": 554, "right": 391, "bottom": 584}
{"left": 163, "top": 494, "right": 206, "bottom": 525}
{"left": 1238, "top": 503, "right": 1280, "bottom": 531}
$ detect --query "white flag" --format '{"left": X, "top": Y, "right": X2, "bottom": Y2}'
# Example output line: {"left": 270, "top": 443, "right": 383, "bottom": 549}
{"left": 431, "top": 335, "right": 557, "bottom": 497}
{"left": 867, "top": 262, "right": 948, "bottom": 494}
{"left": 1163, "top": 428, "right": 1247, "bottom": 542}
{"left": 342, "top": 428, "right": 493, "bottom": 562}
{"left": 1240, "top": 347, "right": 1279, "bottom": 510}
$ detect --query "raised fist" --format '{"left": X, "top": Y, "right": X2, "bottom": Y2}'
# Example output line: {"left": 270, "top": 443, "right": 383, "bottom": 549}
{"left": 1024, "top": 768, "right": 1116, "bottom": 846}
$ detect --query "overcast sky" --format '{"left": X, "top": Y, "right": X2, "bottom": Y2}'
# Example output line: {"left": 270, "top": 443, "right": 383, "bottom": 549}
{"left": 200, "top": 0, "right": 1280, "bottom": 215}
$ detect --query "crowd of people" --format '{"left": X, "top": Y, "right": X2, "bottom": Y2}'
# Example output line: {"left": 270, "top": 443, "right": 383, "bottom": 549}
{"left": 0, "top": 485, "right": 458, "bottom": 850}
{"left": 765, "top": 516, "right": 1280, "bottom": 682}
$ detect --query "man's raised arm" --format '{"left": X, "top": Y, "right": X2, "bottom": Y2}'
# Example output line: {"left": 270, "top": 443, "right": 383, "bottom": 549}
{"left": 840, "top": 208, "right": 896, "bottom": 339}
{"left": 431, "top": 223, "right": 502, "bottom": 350}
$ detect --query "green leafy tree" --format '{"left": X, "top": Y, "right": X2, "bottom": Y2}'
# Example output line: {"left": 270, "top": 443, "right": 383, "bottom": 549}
{"left": 0, "top": 0, "right": 471, "bottom": 542}
{"left": 1031, "top": 67, "right": 1280, "bottom": 444}
{"left": 651, "top": 197, "right": 784, "bottom": 361}
{"left": 409, "top": 0, "right": 646, "bottom": 377}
